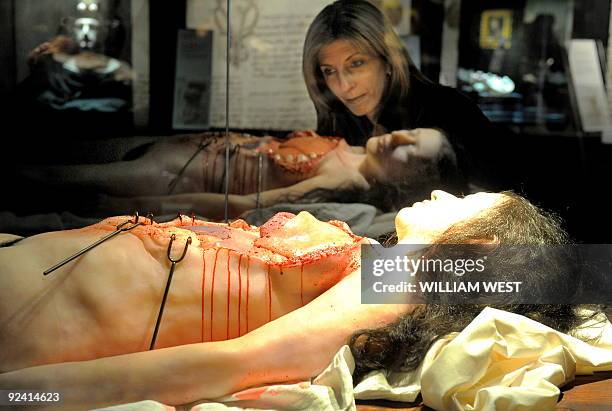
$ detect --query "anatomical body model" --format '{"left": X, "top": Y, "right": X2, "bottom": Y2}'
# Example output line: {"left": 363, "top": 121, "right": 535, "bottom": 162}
{"left": 0, "top": 211, "right": 362, "bottom": 372}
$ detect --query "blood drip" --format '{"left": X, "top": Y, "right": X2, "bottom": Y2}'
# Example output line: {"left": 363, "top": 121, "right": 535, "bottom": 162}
{"left": 201, "top": 250, "right": 206, "bottom": 342}
{"left": 300, "top": 265, "right": 304, "bottom": 306}
{"left": 210, "top": 248, "right": 221, "bottom": 341}
{"left": 226, "top": 249, "right": 231, "bottom": 340}
{"left": 267, "top": 265, "right": 272, "bottom": 322}
{"left": 237, "top": 254, "right": 242, "bottom": 336}
{"left": 246, "top": 256, "right": 251, "bottom": 333}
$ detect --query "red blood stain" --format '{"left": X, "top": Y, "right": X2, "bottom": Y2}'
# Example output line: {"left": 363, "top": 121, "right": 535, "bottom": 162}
{"left": 233, "top": 386, "right": 269, "bottom": 401}
{"left": 300, "top": 265, "right": 304, "bottom": 306}
{"left": 237, "top": 254, "right": 242, "bottom": 336}
{"left": 268, "top": 265, "right": 272, "bottom": 322}
{"left": 210, "top": 248, "right": 221, "bottom": 341}
{"left": 246, "top": 256, "right": 251, "bottom": 333}
{"left": 226, "top": 249, "right": 231, "bottom": 340}
{"left": 201, "top": 250, "right": 206, "bottom": 342}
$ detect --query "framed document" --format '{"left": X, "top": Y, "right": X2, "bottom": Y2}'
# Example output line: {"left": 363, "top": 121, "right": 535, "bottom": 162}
{"left": 172, "top": 29, "right": 214, "bottom": 130}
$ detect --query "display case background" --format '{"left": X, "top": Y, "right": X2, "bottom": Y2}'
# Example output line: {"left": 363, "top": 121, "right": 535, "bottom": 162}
{"left": 0, "top": 0, "right": 611, "bottom": 242}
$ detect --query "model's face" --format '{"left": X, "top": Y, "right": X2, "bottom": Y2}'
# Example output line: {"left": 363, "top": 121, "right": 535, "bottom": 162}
{"left": 362, "top": 129, "right": 445, "bottom": 184}
{"left": 318, "top": 39, "right": 387, "bottom": 121}
{"left": 396, "top": 191, "right": 505, "bottom": 244}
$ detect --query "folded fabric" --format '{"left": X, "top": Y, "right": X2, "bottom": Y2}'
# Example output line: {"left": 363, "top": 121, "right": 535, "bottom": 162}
{"left": 355, "top": 307, "right": 612, "bottom": 411}
{"left": 97, "top": 307, "right": 612, "bottom": 411}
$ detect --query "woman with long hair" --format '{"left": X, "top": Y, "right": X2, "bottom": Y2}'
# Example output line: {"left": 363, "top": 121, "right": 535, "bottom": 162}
{"left": 302, "top": 0, "right": 502, "bottom": 189}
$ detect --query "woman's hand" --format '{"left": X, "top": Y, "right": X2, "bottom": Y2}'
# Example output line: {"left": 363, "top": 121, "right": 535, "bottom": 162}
{"left": 387, "top": 129, "right": 445, "bottom": 161}
{"left": 368, "top": 128, "right": 445, "bottom": 160}
{"left": 372, "top": 130, "right": 417, "bottom": 154}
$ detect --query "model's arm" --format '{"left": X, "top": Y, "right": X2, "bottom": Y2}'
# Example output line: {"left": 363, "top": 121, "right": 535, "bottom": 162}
{"left": 0, "top": 270, "right": 415, "bottom": 410}
{"left": 96, "top": 191, "right": 257, "bottom": 220}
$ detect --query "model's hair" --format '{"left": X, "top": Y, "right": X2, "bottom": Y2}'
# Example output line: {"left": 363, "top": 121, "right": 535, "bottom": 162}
{"left": 303, "top": 0, "right": 413, "bottom": 133}
{"left": 349, "top": 192, "right": 603, "bottom": 381}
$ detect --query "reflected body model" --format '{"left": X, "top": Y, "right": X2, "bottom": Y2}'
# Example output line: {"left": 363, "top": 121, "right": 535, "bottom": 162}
{"left": 20, "top": 129, "right": 457, "bottom": 219}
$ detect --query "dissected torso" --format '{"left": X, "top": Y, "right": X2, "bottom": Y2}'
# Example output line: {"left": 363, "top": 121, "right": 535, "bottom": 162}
{"left": 156, "top": 132, "right": 345, "bottom": 196}
{"left": 0, "top": 212, "right": 362, "bottom": 372}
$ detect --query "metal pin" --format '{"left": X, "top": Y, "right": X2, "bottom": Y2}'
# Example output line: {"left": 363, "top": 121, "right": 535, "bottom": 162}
{"left": 43, "top": 214, "right": 143, "bottom": 276}
{"left": 191, "top": 211, "right": 196, "bottom": 225}
{"left": 256, "top": 152, "right": 263, "bottom": 209}
{"left": 149, "top": 234, "right": 192, "bottom": 350}
{"left": 177, "top": 213, "right": 183, "bottom": 224}
{"left": 146, "top": 213, "right": 155, "bottom": 225}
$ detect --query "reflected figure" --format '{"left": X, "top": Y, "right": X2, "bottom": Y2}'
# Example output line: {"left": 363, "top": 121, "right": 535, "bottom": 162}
{"left": 180, "top": 81, "right": 209, "bottom": 125}
{"left": 14, "top": 0, "right": 133, "bottom": 136}
{"left": 24, "top": 34, "right": 132, "bottom": 113}
{"left": 520, "top": 14, "right": 568, "bottom": 127}
{"left": 302, "top": 0, "right": 501, "bottom": 191}
{"left": 16, "top": 130, "right": 460, "bottom": 220}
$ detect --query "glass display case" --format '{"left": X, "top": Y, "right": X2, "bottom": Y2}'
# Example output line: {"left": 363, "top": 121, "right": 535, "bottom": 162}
{"left": 1, "top": 0, "right": 611, "bottom": 242}
{"left": 1, "top": 7, "right": 612, "bottom": 411}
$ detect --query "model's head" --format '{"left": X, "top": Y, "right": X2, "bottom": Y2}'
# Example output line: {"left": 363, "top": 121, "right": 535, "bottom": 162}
{"left": 396, "top": 190, "right": 568, "bottom": 246}
{"left": 361, "top": 129, "right": 455, "bottom": 185}
{"left": 303, "top": 0, "right": 410, "bottom": 122}
{"left": 349, "top": 191, "right": 592, "bottom": 381}
{"left": 395, "top": 190, "right": 505, "bottom": 244}
{"left": 352, "top": 130, "right": 464, "bottom": 212}
{"left": 399, "top": 190, "right": 574, "bottom": 305}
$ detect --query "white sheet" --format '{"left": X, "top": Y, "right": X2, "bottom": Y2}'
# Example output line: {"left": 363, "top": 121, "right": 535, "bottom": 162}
{"left": 96, "top": 307, "right": 612, "bottom": 411}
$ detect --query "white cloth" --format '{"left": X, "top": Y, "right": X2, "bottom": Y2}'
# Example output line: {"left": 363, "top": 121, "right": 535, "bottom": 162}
{"left": 98, "top": 307, "right": 612, "bottom": 411}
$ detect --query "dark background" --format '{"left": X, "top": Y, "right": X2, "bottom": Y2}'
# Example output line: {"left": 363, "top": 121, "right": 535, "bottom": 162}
{"left": 0, "top": 0, "right": 611, "bottom": 242}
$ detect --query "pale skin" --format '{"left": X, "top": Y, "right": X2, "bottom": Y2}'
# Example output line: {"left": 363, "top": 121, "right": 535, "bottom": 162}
{"left": 317, "top": 39, "right": 446, "bottom": 143}
{"left": 0, "top": 191, "right": 504, "bottom": 410}
{"left": 318, "top": 39, "right": 388, "bottom": 122}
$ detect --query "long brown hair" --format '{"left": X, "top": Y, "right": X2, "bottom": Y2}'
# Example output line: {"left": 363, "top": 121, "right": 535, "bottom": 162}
{"left": 303, "top": 0, "right": 414, "bottom": 133}
{"left": 349, "top": 192, "right": 603, "bottom": 381}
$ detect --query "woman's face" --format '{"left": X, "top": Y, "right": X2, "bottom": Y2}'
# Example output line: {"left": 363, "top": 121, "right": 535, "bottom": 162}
{"left": 318, "top": 39, "right": 387, "bottom": 121}
{"left": 396, "top": 191, "right": 505, "bottom": 244}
